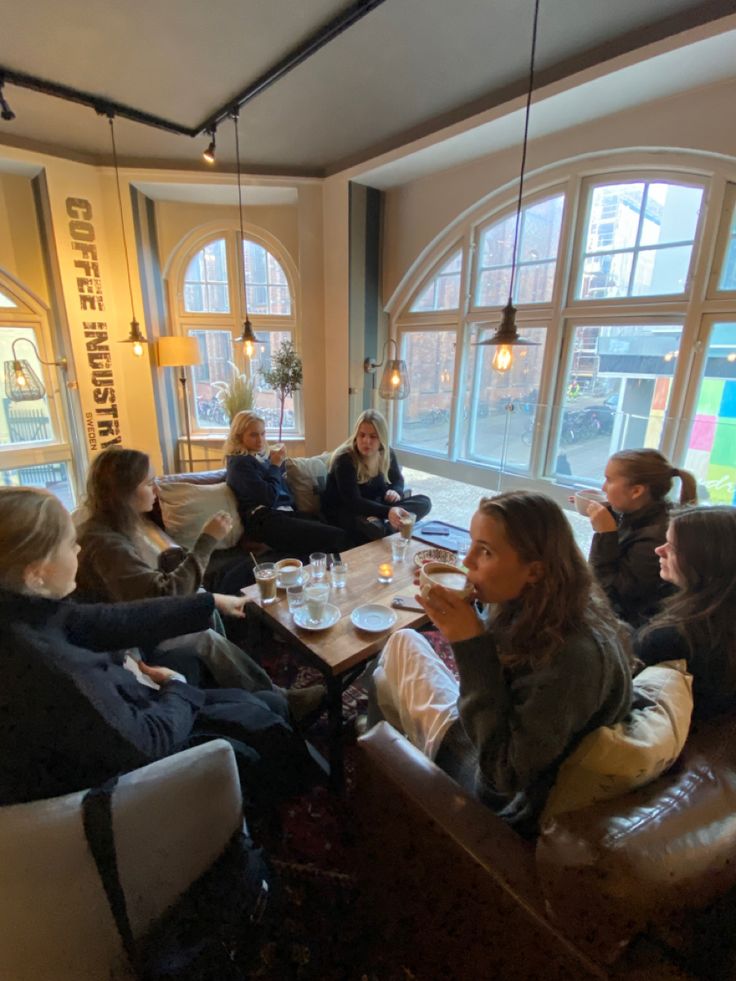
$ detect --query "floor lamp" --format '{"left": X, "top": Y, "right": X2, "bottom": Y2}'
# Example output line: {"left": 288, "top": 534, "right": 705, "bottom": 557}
{"left": 156, "top": 336, "right": 201, "bottom": 472}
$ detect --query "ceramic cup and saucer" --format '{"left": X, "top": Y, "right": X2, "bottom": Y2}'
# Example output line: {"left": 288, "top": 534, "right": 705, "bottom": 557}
{"left": 274, "top": 558, "right": 307, "bottom": 590}
{"left": 351, "top": 604, "right": 398, "bottom": 633}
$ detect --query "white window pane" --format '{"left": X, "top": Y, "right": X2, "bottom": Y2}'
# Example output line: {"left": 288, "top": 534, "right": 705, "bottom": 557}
{"left": 631, "top": 245, "right": 693, "bottom": 296}
{"left": 0, "top": 326, "right": 57, "bottom": 445}
{"left": 243, "top": 241, "right": 291, "bottom": 315}
{"left": 683, "top": 323, "right": 736, "bottom": 505}
{"left": 253, "top": 331, "right": 296, "bottom": 433}
{"left": 639, "top": 184, "right": 702, "bottom": 247}
{"left": 188, "top": 329, "right": 233, "bottom": 428}
{"left": 0, "top": 290, "right": 16, "bottom": 308}
{"left": 476, "top": 195, "right": 564, "bottom": 307}
{"left": 184, "top": 239, "right": 229, "bottom": 314}
{"left": 396, "top": 331, "right": 456, "bottom": 455}
{"left": 463, "top": 327, "right": 547, "bottom": 472}
{"left": 579, "top": 252, "right": 634, "bottom": 299}
{"left": 410, "top": 251, "right": 462, "bottom": 312}
{"left": 0, "top": 462, "right": 75, "bottom": 509}
{"left": 585, "top": 184, "right": 644, "bottom": 252}
{"left": 553, "top": 324, "right": 683, "bottom": 484}
{"left": 718, "top": 206, "right": 736, "bottom": 291}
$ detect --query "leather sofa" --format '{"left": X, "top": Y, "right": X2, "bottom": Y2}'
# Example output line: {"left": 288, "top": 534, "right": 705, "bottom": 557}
{"left": 355, "top": 718, "right": 736, "bottom": 979}
{"left": 0, "top": 740, "right": 244, "bottom": 981}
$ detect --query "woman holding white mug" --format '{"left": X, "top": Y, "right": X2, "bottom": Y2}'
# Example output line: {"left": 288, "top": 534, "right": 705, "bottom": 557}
{"left": 369, "top": 491, "right": 632, "bottom": 836}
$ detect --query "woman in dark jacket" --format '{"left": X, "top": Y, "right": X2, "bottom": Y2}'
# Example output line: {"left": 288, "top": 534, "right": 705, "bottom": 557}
{"left": 0, "top": 486, "right": 320, "bottom": 809}
{"left": 224, "top": 411, "right": 349, "bottom": 558}
{"left": 583, "top": 449, "right": 697, "bottom": 628}
{"left": 322, "top": 409, "right": 431, "bottom": 544}
{"left": 635, "top": 505, "right": 736, "bottom": 720}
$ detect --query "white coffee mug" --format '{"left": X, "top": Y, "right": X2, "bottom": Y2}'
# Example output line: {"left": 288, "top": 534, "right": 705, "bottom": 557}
{"left": 419, "top": 561, "right": 472, "bottom": 599}
{"left": 275, "top": 557, "right": 303, "bottom": 585}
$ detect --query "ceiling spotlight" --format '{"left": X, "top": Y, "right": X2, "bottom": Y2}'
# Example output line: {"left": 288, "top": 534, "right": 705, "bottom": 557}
{"left": 0, "top": 77, "right": 15, "bottom": 122}
{"left": 202, "top": 128, "right": 216, "bottom": 164}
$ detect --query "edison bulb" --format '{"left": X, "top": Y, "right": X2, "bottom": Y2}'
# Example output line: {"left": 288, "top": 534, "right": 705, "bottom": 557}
{"left": 492, "top": 344, "right": 513, "bottom": 373}
{"left": 16, "top": 369, "right": 27, "bottom": 387}
{"left": 133, "top": 341, "right": 144, "bottom": 357}
{"left": 390, "top": 369, "right": 401, "bottom": 387}
{"left": 244, "top": 340, "right": 254, "bottom": 358}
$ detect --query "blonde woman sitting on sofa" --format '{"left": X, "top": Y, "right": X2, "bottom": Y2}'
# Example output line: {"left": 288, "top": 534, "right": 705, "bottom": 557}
{"left": 76, "top": 446, "right": 324, "bottom": 720}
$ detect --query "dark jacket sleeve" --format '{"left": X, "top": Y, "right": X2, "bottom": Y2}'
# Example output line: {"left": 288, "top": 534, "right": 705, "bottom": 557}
{"left": 634, "top": 625, "right": 688, "bottom": 667}
{"left": 226, "top": 454, "right": 289, "bottom": 508}
{"left": 387, "top": 450, "right": 405, "bottom": 496}
{"left": 451, "top": 631, "right": 629, "bottom": 797}
{"left": 588, "top": 528, "right": 665, "bottom": 620}
{"left": 330, "top": 453, "right": 391, "bottom": 519}
{"left": 78, "top": 528, "right": 216, "bottom": 601}
{"left": 61, "top": 593, "right": 216, "bottom": 652}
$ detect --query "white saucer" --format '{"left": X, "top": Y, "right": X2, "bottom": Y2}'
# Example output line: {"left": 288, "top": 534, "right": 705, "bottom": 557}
{"left": 276, "top": 571, "right": 306, "bottom": 590}
{"left": 293, "top": 602, "right": 341, "bottom": 631}
{"left": 351, "top": 604, "right": 397, "bottom": 633}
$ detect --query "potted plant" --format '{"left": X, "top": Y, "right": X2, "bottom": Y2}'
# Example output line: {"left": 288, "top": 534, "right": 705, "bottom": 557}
{"left": 259, "top": 339, "right": 303, "bottom": 441}
{"left": 213, "top": 362, "right": 255, "bottom": 422}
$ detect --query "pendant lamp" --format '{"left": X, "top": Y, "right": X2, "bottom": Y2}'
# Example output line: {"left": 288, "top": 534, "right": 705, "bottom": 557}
{"left": 233, "top": 111, "right": 261, "bottom": 359}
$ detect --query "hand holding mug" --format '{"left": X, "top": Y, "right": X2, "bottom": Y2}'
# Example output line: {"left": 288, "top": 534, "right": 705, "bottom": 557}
{"left": 269, "top": 444, "right": 287, "bottom": 467}
{"left": 417, "top": 583, "right": 484, "bottom": 643}
{"left": 201, "top": 510, "right": 233, "bottom": 541}
{"left": 588, "top": 501, "right": 617, "bottom": 532}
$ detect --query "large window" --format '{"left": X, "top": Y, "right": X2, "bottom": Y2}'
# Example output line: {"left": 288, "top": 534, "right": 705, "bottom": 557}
{"left": 393, "top": 167, "right": 736, "bottom": 501}
{"left": 174, "top": 230, "right": 298, "bottom": 434}
{"left": 0, "top": 285, "right": 75, "bottom": 507}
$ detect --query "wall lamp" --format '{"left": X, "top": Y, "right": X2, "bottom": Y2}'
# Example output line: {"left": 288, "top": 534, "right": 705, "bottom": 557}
{"left": 363, "top": 338, "right": 410, "bottom": 400}
{"left": 3, "top": 337, "right": 67, "bottom": 402}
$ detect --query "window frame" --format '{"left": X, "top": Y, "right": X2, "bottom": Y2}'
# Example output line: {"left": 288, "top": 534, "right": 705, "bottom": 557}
{"left": 168, "top": 226, "right": 301, "bottom": 438}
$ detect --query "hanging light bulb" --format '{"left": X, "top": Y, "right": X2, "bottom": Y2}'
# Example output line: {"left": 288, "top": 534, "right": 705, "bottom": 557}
{"left": 202, "top": 128, "right": 216, "bottom": 164}
{"left": 107, "top": 114, "right": 148, "bottom": 357}
{"left": 232, "top": 111, "right": 261, "bottom": 360}
{"left": 473, "top": 0, "right": 541, "bottom": 375}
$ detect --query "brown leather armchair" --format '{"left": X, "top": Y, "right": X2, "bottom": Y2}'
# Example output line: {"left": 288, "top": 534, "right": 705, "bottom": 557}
{"left": 355, "top": 719, "right": 736, "bottom": 978}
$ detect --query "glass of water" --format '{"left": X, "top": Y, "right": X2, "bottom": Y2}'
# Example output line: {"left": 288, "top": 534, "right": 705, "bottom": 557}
{"left": 330, "top": 561, "right": 348, "bottom": 589}
{"left": 309, "top": 552, "right": 327, "bottom": 581}
{"left": 286, "top": 584, "right": 305, "bottom": 613}
{"left": 390, "top": 537, "right": 409, "bottom": 563}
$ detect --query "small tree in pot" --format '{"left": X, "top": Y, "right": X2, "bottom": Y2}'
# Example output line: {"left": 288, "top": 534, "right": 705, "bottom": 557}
{"left": 259, "top": 339, "right": 303, "bottom": 441}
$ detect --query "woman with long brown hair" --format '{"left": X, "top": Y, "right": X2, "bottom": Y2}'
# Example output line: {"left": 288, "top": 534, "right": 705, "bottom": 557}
{"left": 323, "top": 409, "right": 431, "bottom": 544}
{"left": 584, "top": 448, "right": 698, "bottom": 627}
{"left": 635, "top": 505, "right": 736, "bottom": 719}
{"left": 370, "top": 491, "right": 632, "bottom": 835}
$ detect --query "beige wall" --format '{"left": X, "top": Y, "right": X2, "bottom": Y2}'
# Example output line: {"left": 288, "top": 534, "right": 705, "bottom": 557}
{"left": 0, "top": 173, "right": 49, "bottom": 304}
{"left": 381, "top": 77, "right": 736, "bottom": 306}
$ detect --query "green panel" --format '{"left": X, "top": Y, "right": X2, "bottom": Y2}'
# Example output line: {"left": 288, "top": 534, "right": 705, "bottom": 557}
{"left": 705, "top": 462, "right": 736, "bottom": 505}
{"left": 710, "top": 418, "right": 736, "bottom": 467}
{"left": 694, "top": 377, "right": 723, "bottom": 416}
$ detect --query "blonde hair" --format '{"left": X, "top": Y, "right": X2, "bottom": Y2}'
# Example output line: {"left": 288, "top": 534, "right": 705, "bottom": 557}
{"left": 330, "top": 409, "right": 391, "bottom": 483}
{"left": 610, "top": 449, "right": 698, "bottom": 506}
{"left": 0, "top": 487, "right": 70, "bottom": 593}
{"left": 223, "top": 410, "right": 268, "bottom": 459}
{"left": 478, "top": 491, "right": 631, "bottom": 669}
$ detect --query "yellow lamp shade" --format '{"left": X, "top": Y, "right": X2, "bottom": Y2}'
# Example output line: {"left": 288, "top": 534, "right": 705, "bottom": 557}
{"left": 156, "top": 336, "right": 201, "bottom": 369}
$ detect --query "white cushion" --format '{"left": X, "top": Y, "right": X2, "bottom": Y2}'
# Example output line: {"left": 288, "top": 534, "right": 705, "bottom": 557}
{"left": 155, "top": 481, "right": 243, "bottom": 550}
{"left": 542, "top": 660, "right": 694, "bottom": 821}
{"left": 285, "top": 452, "right": 331, "bottom": 513}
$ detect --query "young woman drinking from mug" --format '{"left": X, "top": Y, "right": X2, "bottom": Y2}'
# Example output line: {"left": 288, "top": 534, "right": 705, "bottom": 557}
{"left": 369, "top": 491, "right": 632, "bottom": 835}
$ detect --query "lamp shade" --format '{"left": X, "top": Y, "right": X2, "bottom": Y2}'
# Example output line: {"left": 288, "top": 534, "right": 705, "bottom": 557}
{"left": 156, "top": 336, "right": 201, "bottom": 369}
{"left": 4, "top": 359, "right": 45, "bottom": 401}
{"left": 378, "top": 359, "right": 410, "bottom": 400}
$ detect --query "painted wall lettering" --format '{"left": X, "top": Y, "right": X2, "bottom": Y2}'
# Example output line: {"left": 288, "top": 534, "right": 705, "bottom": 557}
{"left": 65, "top": 197, "right": 122, "bottom": 451}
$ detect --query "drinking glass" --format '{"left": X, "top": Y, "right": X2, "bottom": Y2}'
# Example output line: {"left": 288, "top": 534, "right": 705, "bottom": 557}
{"left": 254, "top": 562, "right": 277, "bottom": 605}
{"left": 286, "top": 584, "right": 305, "bottom": 613}
{"left": 330, "top": 561, "right": 348, "bottom": 589}
{"left": 399, "top": 513, "right": 416, "bottom": 541}
{"left": 455, "top": 536, "right": 471, "bottom": 566}
{"left": 309, "top": 552, "right": 327, "bottom": 581}
{"left": 390, "top": 538, "right": 409, "bottom": 563}
{"left": 304, "top": 583, "right": 330, "bottom": 624}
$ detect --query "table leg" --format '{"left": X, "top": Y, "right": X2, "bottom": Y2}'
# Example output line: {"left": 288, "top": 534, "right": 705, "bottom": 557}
{"left": 326, "top": 675, "right": 345, "bottom": 793}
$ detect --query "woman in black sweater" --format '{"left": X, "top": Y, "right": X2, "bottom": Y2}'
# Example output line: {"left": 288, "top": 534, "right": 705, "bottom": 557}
{"left": 635, "top": 505, "right": 736, "bottom": 720}
{"left": 322, "top": 409, "right": 431, "bottom": 544}
{"left": 0, "top": 486, "right": 320, "bottom": 809}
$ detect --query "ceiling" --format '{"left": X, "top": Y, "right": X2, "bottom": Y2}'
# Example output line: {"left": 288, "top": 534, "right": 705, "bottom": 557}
{"left": 0, "top": 0, "right": 734, "bottom": 177}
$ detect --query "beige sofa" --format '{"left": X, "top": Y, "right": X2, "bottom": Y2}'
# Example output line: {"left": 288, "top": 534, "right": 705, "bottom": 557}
{"left": 0, "top": 740, "right": 243, "bottom": 981}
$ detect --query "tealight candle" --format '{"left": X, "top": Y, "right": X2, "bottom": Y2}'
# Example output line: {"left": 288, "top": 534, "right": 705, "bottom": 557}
{"left": 377, "top": 562, "right": 394, "bottom": 584}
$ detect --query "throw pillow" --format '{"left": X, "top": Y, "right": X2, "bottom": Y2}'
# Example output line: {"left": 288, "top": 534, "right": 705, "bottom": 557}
{"left": 541, "top": 660, "right": 694, "bottom": 821}
{"left": 155, "top": 481, "right": 243, "bottom": 551}
{"left": 285, "top": 452, "right": 332, "bottom": 514}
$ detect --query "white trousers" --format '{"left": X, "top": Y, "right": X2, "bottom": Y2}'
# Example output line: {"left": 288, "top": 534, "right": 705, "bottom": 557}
{"left": 373, "top": 628, "right": 460, "bottom": 760}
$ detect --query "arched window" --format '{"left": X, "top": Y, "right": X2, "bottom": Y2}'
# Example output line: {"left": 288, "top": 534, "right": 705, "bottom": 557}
{"left": 0, "top": 277, "right": 75, "bottom": 508}
{"left": 392, "top": 165, "right": 736, "bottom": 505}
{"left": 173, "top": 230, "right": 299, "bottom": 435}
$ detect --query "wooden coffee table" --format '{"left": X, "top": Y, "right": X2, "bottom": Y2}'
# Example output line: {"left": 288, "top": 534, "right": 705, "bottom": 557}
{"left": 241, "top": 535, "right": 429, "bottom": 789}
